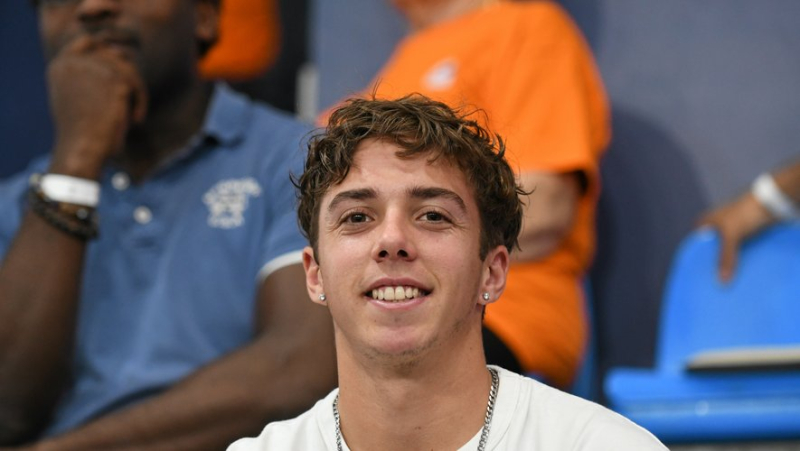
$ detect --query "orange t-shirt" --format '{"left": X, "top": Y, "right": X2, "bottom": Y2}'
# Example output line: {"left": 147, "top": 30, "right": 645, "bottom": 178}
{"left": 199, "top": 0, "right": 280, "bottom": 80}
{"left": 367, "top": 1, "right": 610, "bottom": 387}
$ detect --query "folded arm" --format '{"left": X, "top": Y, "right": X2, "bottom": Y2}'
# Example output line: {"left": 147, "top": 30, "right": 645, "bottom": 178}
{"left": 513, "top": 171, "right": 581, "bottom": 263}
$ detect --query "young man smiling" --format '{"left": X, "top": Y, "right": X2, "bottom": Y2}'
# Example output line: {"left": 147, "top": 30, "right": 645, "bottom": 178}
{"left": 229, "top": 96, "right": 666, "bottom": 450}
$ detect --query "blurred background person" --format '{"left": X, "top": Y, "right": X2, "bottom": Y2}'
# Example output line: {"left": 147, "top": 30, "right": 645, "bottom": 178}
{"left": 0, "top": 0, "right": 309, "bottom": 178}
{"left": 0, "top": 0, "right": 334, "bottom": 448}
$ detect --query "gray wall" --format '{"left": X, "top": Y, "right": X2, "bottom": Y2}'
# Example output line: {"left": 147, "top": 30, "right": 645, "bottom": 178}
{"left": 312, "top": 0, "right": 800, "bottom": 377}
{"left": 313, "top": 0, "right": 406, "bottom": 110}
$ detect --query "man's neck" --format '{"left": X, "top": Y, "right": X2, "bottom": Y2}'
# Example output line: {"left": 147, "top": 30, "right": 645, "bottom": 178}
{"left": 400, "top": 0, "right": 500, "bottom": 32}
{"left": 336, "top": 333, "right": 492, "bottom": 451}
{"left": 117, "top": 78, "right": 214, "bottom": 181}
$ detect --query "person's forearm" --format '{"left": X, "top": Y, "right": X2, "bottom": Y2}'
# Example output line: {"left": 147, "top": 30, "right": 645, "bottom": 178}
{"left": 773, "top": 161, "right": 800, "bottom": 204}
{"left": 33, "top": 328, "right": 337, "bottom": 451}
{"left": 513, "top": 171, "right": 580, "bottom": 263}
{"left": 696, "top": 160, "right": 800, "bottom": 282}
{"left": 0, "top": 213, "right": 86, "bottom": 444}
{"left": 513, "top": 226, "right": 571, "bottom": 262}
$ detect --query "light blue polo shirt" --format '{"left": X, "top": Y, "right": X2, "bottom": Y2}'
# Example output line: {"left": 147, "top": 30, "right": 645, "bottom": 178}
{"left": 0, "top": 84, "right": 311, "bottom": 436}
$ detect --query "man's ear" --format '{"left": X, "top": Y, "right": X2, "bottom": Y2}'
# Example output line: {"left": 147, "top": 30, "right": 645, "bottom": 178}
{"left": 303, "top": 246, "right": 326, "bottom": 306}
{"left": 195, "top": 0, "right": 220, "bottom": 51}
{"left": 478, "top": 245, "right": 510, "bottom": 305}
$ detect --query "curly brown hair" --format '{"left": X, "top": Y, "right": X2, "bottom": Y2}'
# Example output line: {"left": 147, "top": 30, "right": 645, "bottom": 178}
{"left": 295, "top": 94, "right": 525, "bottom": 259}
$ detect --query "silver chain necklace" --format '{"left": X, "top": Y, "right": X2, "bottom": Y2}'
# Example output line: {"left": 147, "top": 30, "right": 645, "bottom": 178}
{"left": 332, "top": 367, "right": 500, "bottom": 451}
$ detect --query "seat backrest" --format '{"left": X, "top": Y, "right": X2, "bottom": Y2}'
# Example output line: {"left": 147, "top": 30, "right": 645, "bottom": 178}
{"left": 657, "top": 224, "right": 800, "bottom": 372}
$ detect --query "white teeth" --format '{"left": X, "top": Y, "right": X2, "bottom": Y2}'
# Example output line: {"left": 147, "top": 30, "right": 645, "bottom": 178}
{"left": 370, "top": 285, "right": 426, "bottom": 302}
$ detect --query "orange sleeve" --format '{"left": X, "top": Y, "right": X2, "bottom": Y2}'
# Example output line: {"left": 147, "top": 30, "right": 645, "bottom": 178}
{"left": 199, "top": 0, "right": 281, "bottom": 81}
{"left": 483, "top": 3, "right": 609, "bottom": 181}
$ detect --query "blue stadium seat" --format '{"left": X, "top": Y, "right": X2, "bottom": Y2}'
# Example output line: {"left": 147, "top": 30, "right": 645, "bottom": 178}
{"left": 604, "top": 223, "right": 800, "bottom": 443}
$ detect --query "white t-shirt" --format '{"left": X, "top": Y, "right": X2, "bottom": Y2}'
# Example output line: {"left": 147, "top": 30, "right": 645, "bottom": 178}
{"left": 228, "top": 366, "right": 667, "bottom": 450}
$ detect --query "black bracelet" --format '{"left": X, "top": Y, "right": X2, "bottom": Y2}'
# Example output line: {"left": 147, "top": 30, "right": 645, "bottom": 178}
{"left": 27, "top": 188, "right": 99, "bottom": 241}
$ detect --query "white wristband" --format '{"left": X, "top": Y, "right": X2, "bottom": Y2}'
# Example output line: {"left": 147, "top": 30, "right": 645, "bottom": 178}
{"left": 39, "top": 174, "right": 101, "bottom": 207}
{"left": 751, "top": 173, "right": 800, "bottom": 220}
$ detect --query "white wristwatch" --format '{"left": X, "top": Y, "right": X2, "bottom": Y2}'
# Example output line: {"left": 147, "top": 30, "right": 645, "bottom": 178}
{"left": 751, "top": 173, "right": 800, "bottom": 220}
{"left": 34, "top": 173, "right": 101, "bottom": 207}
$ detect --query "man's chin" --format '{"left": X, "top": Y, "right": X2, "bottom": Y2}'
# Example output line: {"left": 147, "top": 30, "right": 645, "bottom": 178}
{"left": 368, "top": 332, "right": 438, "bottom": 364}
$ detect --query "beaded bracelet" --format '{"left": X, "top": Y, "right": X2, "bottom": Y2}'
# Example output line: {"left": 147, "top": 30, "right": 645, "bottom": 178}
{"left": 27, "top": 187, "right": 99, "bottom": 241}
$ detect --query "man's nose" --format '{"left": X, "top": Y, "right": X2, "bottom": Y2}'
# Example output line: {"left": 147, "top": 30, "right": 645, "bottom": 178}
{"left": 75, "top": 0, "right": 121, "bottom": 26}
{"left": 373, "top": 214, "right": 417, "bottom": 262}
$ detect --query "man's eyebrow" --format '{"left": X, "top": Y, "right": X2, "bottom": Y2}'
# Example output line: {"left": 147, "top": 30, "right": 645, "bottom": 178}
{"left": 327, "top": 188, "right": 378, "bottom": 213}
{"left": 409, "top": 186, "right": 467, "bottom": 214}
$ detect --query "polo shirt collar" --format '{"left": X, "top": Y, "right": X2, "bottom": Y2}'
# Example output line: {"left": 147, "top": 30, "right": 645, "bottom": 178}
{"left": 201, "top": 83, "right": 252, "bottom": 147}
{"left": 107, "top": 83, "right": 252, "bottom": 179}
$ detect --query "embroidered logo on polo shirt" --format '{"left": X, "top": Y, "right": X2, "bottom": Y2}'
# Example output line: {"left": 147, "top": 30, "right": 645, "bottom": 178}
{"left": 203, "top": 178, "right": 262, "bottom": 229}
{"left": 423, "top": 58, "right": 458, "bottom": 91}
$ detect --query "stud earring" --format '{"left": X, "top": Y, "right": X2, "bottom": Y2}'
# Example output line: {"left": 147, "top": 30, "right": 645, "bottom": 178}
{"left": 319, "top": 294, "right": 327, "bottom": 302}
{"left": 482, "top": 292, "right": 490, "bottom": 301}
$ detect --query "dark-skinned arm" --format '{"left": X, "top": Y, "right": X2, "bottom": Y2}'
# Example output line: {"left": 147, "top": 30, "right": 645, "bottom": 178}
{"left": 0, "top": 36, "right": 149, "bottom": 444}
{"left": 0, "top": 212, "right": 87, "bottom": 444}
{"left": 20, "top": 264, "right": 336, "bottom": 451}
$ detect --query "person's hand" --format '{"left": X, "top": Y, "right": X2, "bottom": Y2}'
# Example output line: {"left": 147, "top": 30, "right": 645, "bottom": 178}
{"left": 698, "top": 192, "right": 778, "bottom": 282}
{"left": 47, "top": 35, "right": 148, "bottom": 179}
